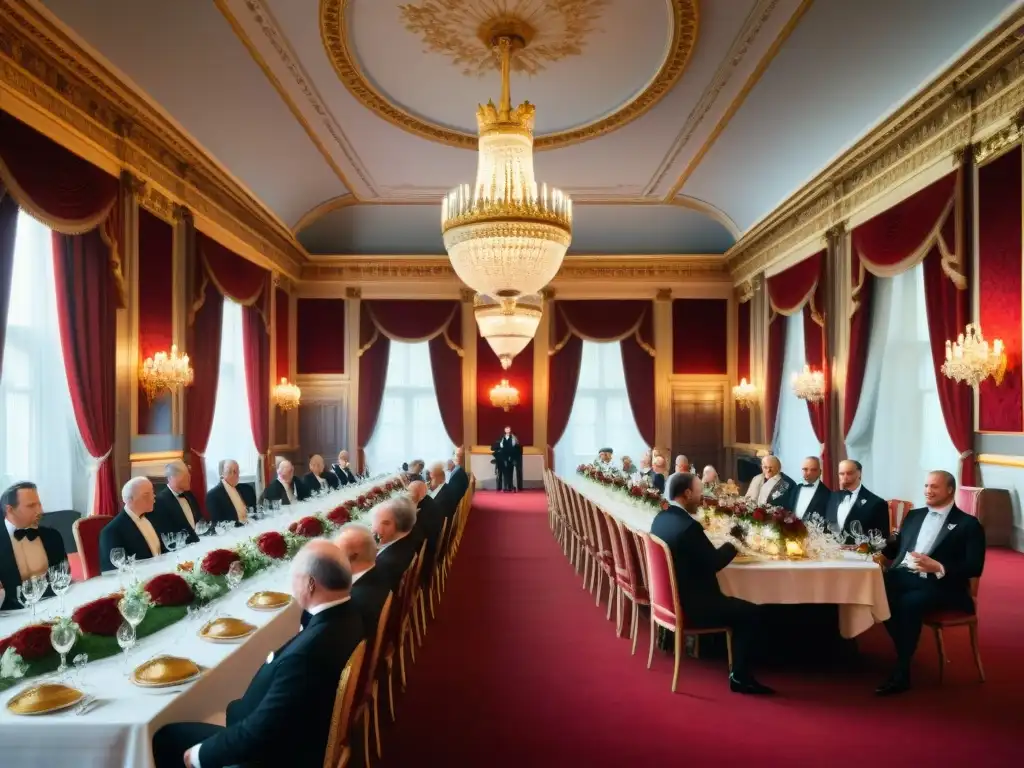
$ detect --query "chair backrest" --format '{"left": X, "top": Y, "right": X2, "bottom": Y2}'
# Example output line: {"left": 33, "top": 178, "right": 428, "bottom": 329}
{"left": 640, "top": 532, "right": 682, "bottom": 630}
{"left": 615, "top": 519, "right": 645, "bottom": 595}
{"left": 323, "top": 639, "right": 366, "bottom": 768}
{"left": 601, "top": 511, "right": 627, "bottom": 583}
{"left": 72, "top": 516, "right": 113, "bottom": 580}
{"left": 358, "top": 592, "right": 393, "bottom": 702}
{"left": 887, "top": 499, "right": 913, "bottom": 532}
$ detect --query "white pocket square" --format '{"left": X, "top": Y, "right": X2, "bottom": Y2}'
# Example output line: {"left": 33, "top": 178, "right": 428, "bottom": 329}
{"left": 947, "top": 523, "right": 957, "bottom": 530}
{"left": 859, "top": 499, "right": 866, "bottom": 505}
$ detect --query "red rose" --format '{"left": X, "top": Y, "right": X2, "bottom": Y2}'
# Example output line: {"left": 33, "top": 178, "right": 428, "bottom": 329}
{"left": 357, "top": 495, "right": 367, "bottom": 507}
{"left": 327, "top": 507, "right": 351, "bottom": 526}
{"left": 1, "top": 624, "right": 54, "bottom": 661}
{"left": 629, "top": 486, "right": 642, "bottom": 497}
{"left": 256, "top": 531, "right": 287, "bottom": 559}
{"left": 292, "top": 516, "right": 324, "bottom": 538}
{"left": 201, "top": 548, "right": 241, "bottom": 576}
{"left": 73, "top": 594, "right": 123, "bottom": 636}
{"left": 752, "top": 509, "right": 766, "bottom": 523}
{"left": 343, "top": 499, "right": 357, "bottom": 510}
{"left": 145, "top": 573, "right": 193, "bottom": 607}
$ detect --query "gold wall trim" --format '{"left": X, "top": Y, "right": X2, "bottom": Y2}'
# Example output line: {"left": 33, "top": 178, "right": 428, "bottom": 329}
{"left": 0, "top": 0, "right": 306, "bottom": 278}
{"left": 293, "top": 194, "right": 359, "bottom": 234}
{"left": 319, "top": 0, "right": 699, "bottom": 151}
{"left": 726, "top": 9, "right": 1024, "bottom": 284}
{"left": 977, "top": 453, "right": 1024, "bottom": 469}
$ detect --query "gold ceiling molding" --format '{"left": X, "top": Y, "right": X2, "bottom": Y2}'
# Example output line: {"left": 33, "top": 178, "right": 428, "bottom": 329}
{"left": 726, "top": 10, "right": 1024, "bottom": 285}
{"left": 973, "top": 116, "right": 1024, "bottom": 165}
{"left": 0, "top": 0, "right": 306, "bottom": 278}
{"left": 292, "top": 193, "right": 359, "bottom": 234}
{"left": 320, "top": 0, "right": 699, "bottom": 151}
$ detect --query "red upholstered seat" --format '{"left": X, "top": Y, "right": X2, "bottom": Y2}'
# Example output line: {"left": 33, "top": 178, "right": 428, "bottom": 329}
{"left": 922, "top": 577, "right": 984, "bottom": 683}
{"left": 72, "top": 515, "right": 113, "bottom": 580}
{"left": 887, "top": 499, "right": 913, "bottom": 532}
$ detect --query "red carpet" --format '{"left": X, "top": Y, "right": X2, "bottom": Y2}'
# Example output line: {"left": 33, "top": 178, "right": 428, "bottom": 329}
{"left": 378, "top": 491, "right": 1021, "bottom": 767}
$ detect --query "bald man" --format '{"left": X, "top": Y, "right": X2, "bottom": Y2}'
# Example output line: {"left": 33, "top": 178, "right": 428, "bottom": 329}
{"left": 302, "top": 454, "right": 337, "bottom": 495}
{"left": 261, "top": 459, "right": 311, "bottom": 506}
{"left": 824, "top": 459, "right": 889, "bottom": 543}
{"left": 335, "top": 523, "right": 392, "bottom": 639}
{"left": 408, "top": 480, "right": 444, "bottom": 585}
{"left": 744, "top": 455, "right": 796, "bottom": 510}
{"left": 151, "top": 460, "right": 201, "bottom": 544}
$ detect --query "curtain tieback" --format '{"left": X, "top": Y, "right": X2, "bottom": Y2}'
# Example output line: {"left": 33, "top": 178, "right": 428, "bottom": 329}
{"left": 959, "top": 450, "right": 974, "bottom": 460}
{"left": 190, "top": 448, "right": 206, "bottom": 459}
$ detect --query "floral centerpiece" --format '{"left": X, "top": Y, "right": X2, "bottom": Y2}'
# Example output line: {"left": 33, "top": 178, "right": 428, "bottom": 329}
{"left": 72, "top": 594, "right": 125, "bottom": 637}
{"left": 201, "top": 548, "right": 241, "bottom": 577}
{"left": 698, "top": 496, "right": 808, "bottom": 558}
{"left": 577, "top": 463, "right": 666, "bottom": 511}
{"left": 145, "top": 573, "right": 194, "bottom": 607}
{"left": 289, "top": 516, "right": 324, "bottom": 538}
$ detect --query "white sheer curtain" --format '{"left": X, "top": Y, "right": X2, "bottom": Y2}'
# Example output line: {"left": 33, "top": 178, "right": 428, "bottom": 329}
{"left": 845, "top": 263, "right": 957, "bottom": 504}
{"left": 364, "top": 341, "right": 452, "bottom": 474}
{"left": 554, "top": 341, "right": 646, "bottom": 475}
{"left": 774, "top": 310, "right": 821, "bottom": 475}
{"left": 205, "top": 299, "right": 259, "bottom": 487}
{"left": 0, "top": 212, "right": 83, "bottom": 511}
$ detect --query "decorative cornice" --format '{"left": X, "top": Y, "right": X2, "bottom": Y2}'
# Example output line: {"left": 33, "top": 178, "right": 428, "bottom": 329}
{"left": 973, "top": 117, "right": 1024, "bottom": 165}
{"left": 344, "top": 286, "right": 362, "bottom": 299}
{"left": 726, "top": 10, "right": 1024, "bottom": 284}
{"left": 138, "top": 183, "right": 177, "bottom": 224}
{"left": 0, "top": 0, "right": 306, "bottom": 278}
{"left": 737, "top": 276, "right": 760, "bottom": 303}
{"left": 655, "top": 288, "right": 673, "bottom": 301}
{"left": 459, "top": 288, "right": 475, "bottom": 303}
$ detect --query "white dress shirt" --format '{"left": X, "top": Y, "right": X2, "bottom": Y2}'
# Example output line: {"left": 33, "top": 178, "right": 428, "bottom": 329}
{"left": 172, "top": 491, "right": 196, "bottom": 529}
{"left": 898, "top": 503, "right": 952, "bottom": 577}
{"left": 282, "top": 480, "right": 296, "bottom": 505}
{"left": 794, "top": 480, "right": 820, "bottom": 520}
{"left": 756, "top": 474, "right": 781, "bottom": 506}
{"left": 124, "top": 507, "right": 162, "bottom": 557}
{"left": 428, "top": 484, "right": 444, "bottom": 499}
{"left": 223, "top": 481, "right": 248, "bottom": 523}
{"left": 351, "top": 566, "right": 373, "bottom": 583}
{"left": 836, "top": 486, "right": 862, "bottom": 529}
{"left": 315, "top": 475, "right": 327, "bottom": 491}
{"left": 4, "top": 518, "right": 49, "bottom": 580}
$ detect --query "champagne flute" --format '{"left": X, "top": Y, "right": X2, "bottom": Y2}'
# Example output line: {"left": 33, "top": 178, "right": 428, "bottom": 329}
{"left": 116, "top": 622, "right": 136, "bottom": 674}
{"left": 48, "top": 561, "right": 72, "bottom": 614}
{"left": 49, "top": 621, "right": 78, "bottom": 681}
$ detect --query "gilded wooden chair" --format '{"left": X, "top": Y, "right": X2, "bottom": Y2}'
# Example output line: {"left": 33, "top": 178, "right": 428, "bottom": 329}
{"left": 355, "top": 593, "right": 393, "bottom": 766}
{"left": 382, "top": 558, "right": 416, "bottom": 721}
{"left": 322, "top": 640, "right": 366, "bottom": 768}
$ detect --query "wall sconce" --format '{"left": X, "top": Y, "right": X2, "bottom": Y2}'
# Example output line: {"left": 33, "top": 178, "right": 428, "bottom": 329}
{"left": 941, "top": 323, "right": 1006, "bottom": 389}
{"left": 272, "top": 377, "right": 301, "bottom": 411}
{"left": 139, "top": 345, "right": 194, "bottom": 401}
{"left": 791, "top": 365, "right": 825, "bottom": 403}
{"left": 732, "top": 377, "right": 759, "bottom": 410}
{"left": 489, "top": 379, "right": 520, "bottom": 412}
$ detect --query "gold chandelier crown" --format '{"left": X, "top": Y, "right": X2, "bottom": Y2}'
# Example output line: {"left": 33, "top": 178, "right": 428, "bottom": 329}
{"left": 476, "top": 98, "right": 536, "bottom": 137}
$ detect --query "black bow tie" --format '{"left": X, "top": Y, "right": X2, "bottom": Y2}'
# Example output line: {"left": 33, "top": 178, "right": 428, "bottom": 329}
{"left": 300, "top": 610, "right": 311, "bottom": 629}
{"left": 840, "top": 490, "right": 853, "bottom": 498}
{"left": 13, "top": 528, "right": 39, "bottom": 542}
{"left": 801, "top": 483, "right": 815, "bottom": 488}
{"left": 176, "top": 492, "right": 188, "bottom": 498}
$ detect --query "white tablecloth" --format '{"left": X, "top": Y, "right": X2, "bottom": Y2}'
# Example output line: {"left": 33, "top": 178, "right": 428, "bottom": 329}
{"left": 0, "top": 480, "right": 386, "bottom": 768}
{"left": 565, "top": 476, "right": 890, "bottom": 637}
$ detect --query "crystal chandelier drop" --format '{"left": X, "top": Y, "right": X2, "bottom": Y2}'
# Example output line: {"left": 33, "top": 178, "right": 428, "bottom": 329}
{"left": 474, "top": 293, "right": 542, "bottom": 369}
{"left": 941, "top": 324, "right": 1006, "bottom": 389}
{"left": 441, "top": 31, "right": 572, "bottom": 301}
{"left": 139, "top": 345, "right": 194, "bottom": 401}
{"left": 732, "top": 378, "right": 759, "bottom": 410}
{"left": 790, "top": 365, "right": 825, "bottom": 403}
{"left": 272, "top": 378, "right": 302, "bottom": 411}
{"left": 489, "top": 379, "right": 520, "bottom": 411}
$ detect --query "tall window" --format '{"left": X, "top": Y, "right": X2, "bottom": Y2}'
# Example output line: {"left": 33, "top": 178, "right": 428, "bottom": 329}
{"left": 555, "top": 341, "right": 645, "bottom": 475}
{"left": 774, "top": 310, "right": 822, "bottom": 475}
{"left": 846, "top": 263, "right": 957, "bottom": 503}
{"left": 364, "top": 341, "right": 452, "bottom": 473}
{"left": 0, "top": 212, "right": 79, "bottom": 510}
{"left": 205, "top": 299, "right": 259, "bottom": 487}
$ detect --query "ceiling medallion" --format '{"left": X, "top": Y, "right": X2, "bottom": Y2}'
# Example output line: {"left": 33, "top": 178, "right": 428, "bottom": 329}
{"left": 320, "top": 0, "right": 699, "bottom": 151}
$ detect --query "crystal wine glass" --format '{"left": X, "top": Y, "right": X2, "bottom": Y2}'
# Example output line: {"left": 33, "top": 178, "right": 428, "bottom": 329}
{"left": 118, "top": 595, "right": 148, "bottom": 632}
{"left": 225, "top": 561, "right": 244, "bottom": 592}
{"left": 116, "top": 622, "right": 136, "bottom": 673}
{"left": 48, "top": 560, "right": 72, "bottom": 614}
{"left": 16, "top": 574, "right": 48, "bottom": 620}
{"left": 194, "top": 520, "right": 210, "bottom": 538}
{"left": 72, "top": 653, "right": 88, "bottom": 687}
{"left": 49, "top": 621, "right": 78, "bottom": 680}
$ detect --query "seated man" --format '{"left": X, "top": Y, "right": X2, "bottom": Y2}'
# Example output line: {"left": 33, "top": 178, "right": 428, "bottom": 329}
{"left": 153, "top": 540, "right": 363, "bottom": 768}
{"left": 302, "top": 454, "right": 335, "bottom": 495}
{"left": 875, "top": 470, "right": 985, "bottom": 696}
{"left": 744, "top": 455, "right": 795, "bottom": 510}
{"left": 701, "top": 465, "right": 720, "bottom": 490}
{"left": 335, "top": 522, "right": 392, "bottom": 640}
{"left": 407, "top": 459, "right": 426, "bottom": 483}
{"left": 100, "top": 478, "right": 165, "bottom": 572}
{"left": 331, "top": 450, "right": 357, "bottom": 486}
{"left": 792, "top": 456, "right": 830, "bottom": 522}
{"left": 824, "top": 459, "right": 889, "bottom": 541}
{"left": 650, "top": 472, "right": 773, "bottom": 695}
{"left": 151, "top": 461, "right": 201, "bottom": 544}
{"left": 663, "top": 455, "right": 691, "bottom": 500}
{"left": 206, "top": 459, "right": 258, "bottom": 527}
{"left": 637, "top": 451, "right": 653, "bottom": 480}
{"left": 1, "top": 481, "right": 68, "bottom": 610}
{"left": 371, "top": 496, "right": 419, "bottom": 593}
{"left": 262, "top": 459, "right": 311, "bottom": 506}
{"left": 651, "top": 455, "right": 668, "bottom": 494}
{"left": 621, "top": 456, "right": 635, "bottom": 475}
{"left": 447, "top": 446, "right": 469, "bottom": 501}
{"left": 596, "top": 447, "right": 614, "bottom": 467}
{"left": 407, "top": 480, "right": 444, "bottom": 584}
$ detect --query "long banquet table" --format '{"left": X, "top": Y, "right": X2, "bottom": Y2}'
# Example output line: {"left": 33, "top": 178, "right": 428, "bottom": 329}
{"left": 565, "top": 475, "right": 891, "bottom": 638}
{"left": 0, "top": 478, "right": 390, "bottom": 768}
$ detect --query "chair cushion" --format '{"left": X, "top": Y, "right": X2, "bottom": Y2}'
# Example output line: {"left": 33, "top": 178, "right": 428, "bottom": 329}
{"left": 923, "top": 610, "right": 977, "bottom": 626}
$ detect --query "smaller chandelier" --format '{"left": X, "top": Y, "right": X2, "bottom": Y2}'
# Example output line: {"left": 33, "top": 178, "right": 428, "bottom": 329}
{"left": 942, "top": 324, "right": 1006, "bottom": 389}
{"left": 272, "top": 378, "right": 301, "bottom": 411}
{"left": 791, "top": 365, "right": 825, "bottom": 403}
{"left": 475, "top": 294, "right": 542, "bottom": 369}
{"left": 732, "top": 378, "right": 759, "bottom": 410}
{"left": 489, "top": 379, "right": 520, "bottom": 411}
{"left": 139, "top": 345, "right": 193, "bottom": 401}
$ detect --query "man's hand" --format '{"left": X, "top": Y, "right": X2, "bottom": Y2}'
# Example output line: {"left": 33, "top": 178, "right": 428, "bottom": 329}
{"left": 729, "top": 524, "right": 746, "bottom": 542}
{"left": 910, "top": 552, "right": 943, "bottom": 574}
{"left": 183, "top": 748, "right": 192, "bottom": 767}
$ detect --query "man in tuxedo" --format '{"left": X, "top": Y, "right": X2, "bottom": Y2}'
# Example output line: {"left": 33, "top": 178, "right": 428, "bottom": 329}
{"left": 445, "top": 459, "right": 455, "bottom": 482}
{"left": 335, "top": 522, "right": 392, "bottom": 640}
{"left": 428, "top": 463, "right": 446, "bottom": 499}
{"left": 99, "top": 478, "right": 166, "bottom": 572}
{"left": 331, "top": 450, "right": 357, "bottom": 487}
{"left": 637, "top": 451, "right": 653, "bottom": 481}
{"left": 875, "top": 470, "right": 985, "bottom": 696}
{"left": 663, "top": 454, "right": 691, "bottom": 500}
{"left": 371, "top": 496, "right": 419, "bottom": 593}
{"left": 651, "top": 473, "right": 773, "bottom": 694}
{"left": 151, "top": 461, "right": 201, "bottom": 544}
{"left": 1, "top": 482, "right": 67, "bottom": 610}
{"left": 651, "top": 455, "right": 668, "bottom": 494}
{"left": 262, "top": 459, "right": 311, "bottom": 506}
{"left": 205, "top": 459, "right": 258, "bottom": 526}
{"left": 824, "top": 459, "right": 889, "bottom": 542}
{"left": 497, "top": 427, "right": 523, "bottom": 492}
{"left": 745, "top": 455, "right": 796, "bottom": 510}
{"left": 153, "top": 540, "right": 364, "bottom": 768}
{"left": 791, "top": 456, "right": 830, "bottom": 522}
{"left": 302, "top": 454, "right": 335, "bottom": 495}
{"left": 408, "top": 481, "right": 444, "bottom": 584}
{"left": 407, "top": 459, "right": 426, "bottom": 483}
{"left": 447, "top": 446, "right": 469, "bottom": 501}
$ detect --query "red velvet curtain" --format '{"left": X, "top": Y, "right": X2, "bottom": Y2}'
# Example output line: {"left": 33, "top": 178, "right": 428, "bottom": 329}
{"left": 185, "top": 280, "right": 224, "bottom": 516}
{"left": 0, "top": 193, "right": 16, "bottom": 379}
{"left": 53, "top": 230, "right": 119, "bottom": 516}
{"left": 850, "top": 168, "right": 974, "bottom": 484}
{"left": 243, "top": 306, "right": 271, "bottom": 485}
{"left": 357, "top": 304, "right": 389, "bottom": 472}
{"left": 801, "top": 265, "right": 832, "bottom": 486}
{"left": 428, "top": 309, "right": 463, "bottom": 445}
{"left": 547, "top": 300, "right": 655, "bottom": 465}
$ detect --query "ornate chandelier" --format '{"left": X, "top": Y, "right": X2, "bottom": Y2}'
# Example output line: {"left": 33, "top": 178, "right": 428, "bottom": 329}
{"left": 441, "top": 29, "right": 572, "bottom": 301}
{"left": 941, "top": 324, "right": 1006, "bottom": 389}
{"left": 139, "top": 345, "right": 193, "bottom": 402}
{"left": 475, "top": 293, "right": 542, "bottom": 369}
{"left": 791, "top": 365, "right": 825, "bottom": 403}
{"left": 272, "top": 378, "right": 302, "bottom": 411}
{"left": 732, "top": 378, "right": 759, "bottom": 410}
{"left": 489, "top": 379, "right": 520, "bottom": 411}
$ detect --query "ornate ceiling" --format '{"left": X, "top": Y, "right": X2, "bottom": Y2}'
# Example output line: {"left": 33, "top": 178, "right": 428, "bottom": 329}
{"left": 30, "top": 0, "right": 1024, "bottom": 257}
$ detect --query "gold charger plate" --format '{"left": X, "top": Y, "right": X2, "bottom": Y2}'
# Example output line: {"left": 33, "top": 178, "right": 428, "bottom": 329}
{"left": 731, "top": 555, "right": 760, "bottom": 564}
{"left": 199, "top": 617, "right": 257, "bottom": 643}
{"left": 131, "top": 656, "right": 202, "bottom": 688}
{"left": 247, "top": 591, "right": 292, "bottom": 611}
{"left": 6, "top": 683, "right": 84, "bottom": 716}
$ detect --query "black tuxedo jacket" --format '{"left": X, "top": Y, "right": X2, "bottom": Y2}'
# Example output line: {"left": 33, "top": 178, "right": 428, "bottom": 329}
{"left": 499, "top": 435, "right": 523, "bottom": 459}
{"left": 331, "top": 464, "right": 357, "bottom": 486}
{"left": 301, "top": 472, "right": 332, "bottom": 496}
{"left": 792, "top": 481, "right": 830, "bottom": 522}
{"left": 432, "top": 483, "right": 459, "bottom": 522}
{"left": 652, "top": 473, "right": 666, "bottom": 494}
{"left": 883, "top": 505, "right": 985, "bottom": 605}
{"left": 650, "top": 505, "right": 737, "bottom": 619}
{"left": 0, "top": 525, "right": 67, "bottom": 610}
{"left": 261, "top": 478, "right": 311, "bottom": 506}
{"left": 448, "top": 465, "right": 469, "bottom": 501}
{"left": 205, "top": 482, "right": 258, "bottom": 526}
{"left": 376, "top": 534, "right": 419, "bottom": 594}
{"left": 199, "top": 601, "right": 364, "bottom": 768}
{"left": 151, "top": 487, "right": 201, "bottom": 544}
{"left": 825, "top": 486, "right": 890, "bottom": 540}
{"left": 98, "top": 510, "right": 166, "bottom": 572}
{"left": 351, "top": 566, "right": 393, "bottom": 640}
